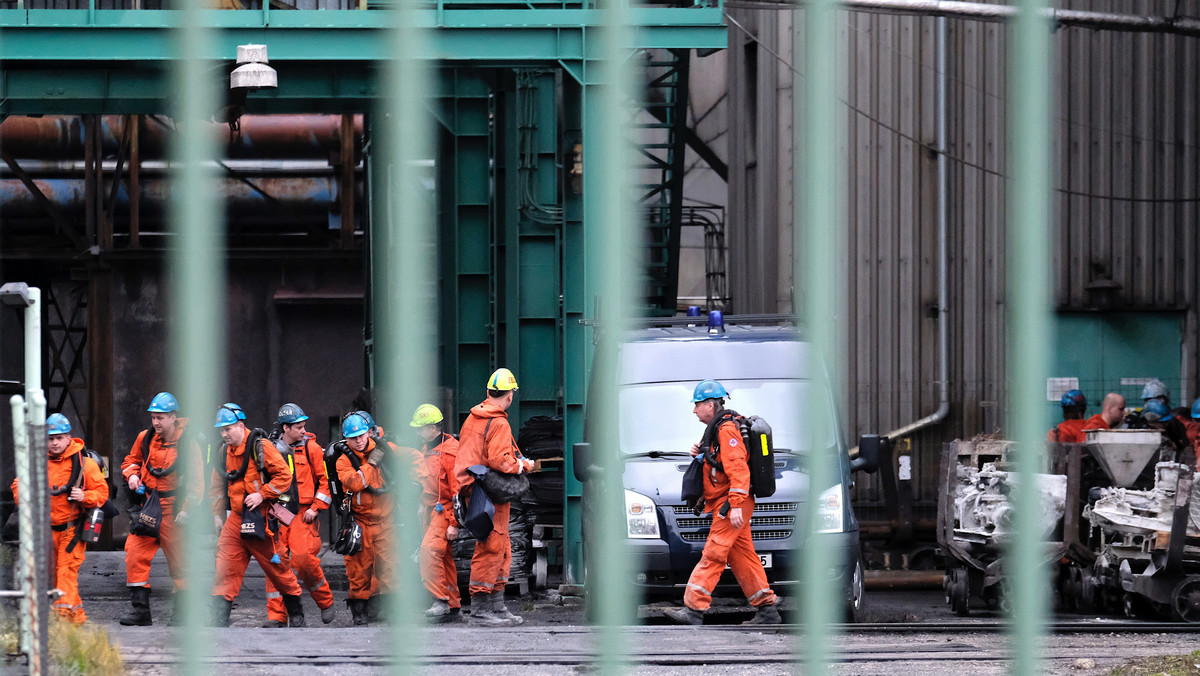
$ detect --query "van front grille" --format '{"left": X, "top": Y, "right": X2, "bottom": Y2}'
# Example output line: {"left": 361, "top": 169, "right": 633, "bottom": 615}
{"left": 680, "top": 529, "right": 793, "bottom": 542}
{"left": 672, "top": 502, "right": 798, "bottom": 515}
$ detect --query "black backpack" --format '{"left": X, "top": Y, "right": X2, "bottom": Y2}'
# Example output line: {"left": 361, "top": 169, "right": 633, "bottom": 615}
{"left": 737, "top": 415, "right": 776, "bottom": 499}
{"left": 699, "top": 411, "right": 777, "bottom": 500}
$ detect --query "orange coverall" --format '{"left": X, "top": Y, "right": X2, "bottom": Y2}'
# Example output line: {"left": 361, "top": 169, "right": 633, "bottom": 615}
{"left": 454, "top": 401, "right": 534, "bottom": 595}
{"left": 121, "top": 419, "right": 204, "bottom": 591}
{"left": 1082, "top": 413, "right": 1110, "bottom": 432}
{"left": 210, "top": 433, "right": 303, "bottom": 601}
{"left": 265, "top": 432, "right": 335, "bottom": 623}
{"left": 12, "top": 438, "right": 109, "bottom": 623}
{"left": 419, "top": 432, "right": 461, "bottom": 608}
{"left": 682, "top": 418, "right": 777, "bottom": 612}
{"left": 336, "top": 437, "right": 398, "bottom": 601}
{"left": 1047, "top": 418, "right": 1089, "bottom": 443}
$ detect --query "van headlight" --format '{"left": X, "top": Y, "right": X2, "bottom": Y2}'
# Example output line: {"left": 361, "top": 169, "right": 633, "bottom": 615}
{"left": 625, "top": 490, "right": 660, "bottom": 539}
{"left": 816, "top": 484, "right": 844, "bottom": 533}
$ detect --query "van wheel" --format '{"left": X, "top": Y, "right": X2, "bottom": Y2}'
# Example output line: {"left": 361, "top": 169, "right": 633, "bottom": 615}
{"left": 843, "top": 558, "right": 866, "bottom": 623}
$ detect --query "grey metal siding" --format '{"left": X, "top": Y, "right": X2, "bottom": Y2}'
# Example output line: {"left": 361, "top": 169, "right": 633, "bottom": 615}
{"left": 723, "top": 2, "right": 1200, "bottom": 509}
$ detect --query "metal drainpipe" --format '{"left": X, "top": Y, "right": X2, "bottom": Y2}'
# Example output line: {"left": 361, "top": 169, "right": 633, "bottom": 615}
{"left": 879, "top": 16, "right": 950, "bottom": 443}
{"left": 10, "top": 285, "right": 47, "bottom": 676}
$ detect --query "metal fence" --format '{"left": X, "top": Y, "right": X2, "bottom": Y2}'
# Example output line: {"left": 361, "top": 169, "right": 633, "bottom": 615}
{"left": 5, "top": 0, "right": 1064, "bottom": 672}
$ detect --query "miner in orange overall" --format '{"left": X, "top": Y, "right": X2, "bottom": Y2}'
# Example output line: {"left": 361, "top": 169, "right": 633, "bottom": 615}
{"left": 335, "top": 412, "right": 398, "bottom": 625}
{"left": 455, "top": 368, "right": 542, "bottom": 627}
{"left": 12, "top": 413, "right": 110, "bottom": 623}
{"left": 1047, "top": 390, "right": 1089, "bottom": 443}
{"left": 119, "top": 391, "right": 205, "bottom": 626}
{"left": 411, "top": 403, "right": 462, "bottom": 621}
{"left": 1082, "top": 393, "right": 1126, "bottom": 432}
{"left": 665, "top": 380, "right": 780, "bottom": 626}
{"left": 262, "top": 403, "right": 336, "bottom": 626}
{"left": 209, "top": 404, "right": 306, "bottom": 627}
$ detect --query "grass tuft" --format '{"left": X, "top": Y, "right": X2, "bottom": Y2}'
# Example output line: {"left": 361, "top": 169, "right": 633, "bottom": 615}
{"left": 48, "top": 615, "right": 124, "bottom": 676}
{"left": 1108, "top": 650, "right": 1200, "bottom": 676}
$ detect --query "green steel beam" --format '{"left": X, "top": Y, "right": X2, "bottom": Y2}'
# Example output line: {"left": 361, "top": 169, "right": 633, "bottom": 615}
{"left": 0, "top": 9, "right": 725, "bottom": 61}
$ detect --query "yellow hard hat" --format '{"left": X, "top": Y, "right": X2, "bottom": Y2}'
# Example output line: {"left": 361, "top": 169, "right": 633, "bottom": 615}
{"left": 409, "top": 403, "right": 444, "bottom": 428}
{"left": 487, "top": 367, "right": 519, "bottom": 392}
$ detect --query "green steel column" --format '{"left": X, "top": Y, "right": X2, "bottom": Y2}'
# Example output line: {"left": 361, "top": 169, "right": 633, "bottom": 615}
{"left": 1008, "top": 0, "right": 1054, "bottom": 672}
{"left": 167, "top": 0, "right": 223, "bottom": 667}
{"left": 494, "top": 70, "right": 563, "bottom": 425}
{"left": 438, "top": 70, "right": 495, "bottom": 424}
{"left": 797, "top": 0, "right": 843, "bottom": 670}
{"left": 561, "top": 74, "right": 587, "bottom": 584}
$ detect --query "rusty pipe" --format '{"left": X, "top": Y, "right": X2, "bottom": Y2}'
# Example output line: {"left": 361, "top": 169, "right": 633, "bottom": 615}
{"left": 0, "top": 176, "right": 349, "bottom": 217}
{"left": 0, "top": 115, "right": 364, "bottom": 160}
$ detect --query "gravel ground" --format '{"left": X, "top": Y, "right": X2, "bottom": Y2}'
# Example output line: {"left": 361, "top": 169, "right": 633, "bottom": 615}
{"left": 3, "top": 551, "right": 1198, "bottom": 675}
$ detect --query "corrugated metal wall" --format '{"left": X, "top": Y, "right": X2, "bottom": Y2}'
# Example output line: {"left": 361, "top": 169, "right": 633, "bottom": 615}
{"left": 725, "top": 1, "right": 1200, "bottom": 511}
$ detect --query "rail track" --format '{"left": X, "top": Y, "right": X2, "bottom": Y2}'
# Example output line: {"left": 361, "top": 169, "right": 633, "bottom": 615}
{"left": 112, "top": 619, "right": 1200, "bottom": 673}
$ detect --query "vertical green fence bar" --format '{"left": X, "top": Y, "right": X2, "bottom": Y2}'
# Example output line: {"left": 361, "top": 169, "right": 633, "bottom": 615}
{"left": 797, "top": 0, "right": 842, "bottom": 671}
{"left": 1007, "top": 0, "right": 1053, "bottom": 673}
{"left": 377, "top": 0, "right": 435, "bottom": 655}
{"left": 167, "top": 0, "right": 223, "bottom": 670}
{"left": 585, "top": 0, "right": 638, "bottom": 663}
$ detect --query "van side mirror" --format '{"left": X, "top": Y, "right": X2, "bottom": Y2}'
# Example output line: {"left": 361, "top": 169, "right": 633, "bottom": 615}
{"left": 852, "top": 434, "right": 886, "bottom": 474}
{"left": 573, "top": 442, "right": 597, "bottom": 483}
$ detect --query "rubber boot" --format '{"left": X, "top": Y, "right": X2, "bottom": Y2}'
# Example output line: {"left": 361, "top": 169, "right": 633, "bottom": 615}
{"left": 210, "top": 596, "right": 232, "bottom": 628}
{"left": 348, "top": 598, "right": 368, "bottom": 626}
{"left": 468, "top": 592, "right": 514, "bottom": 627}
{"left": 424, "top": 598, "right": 451, "bottom": 620}
{"left": 742, "top": 603, "right": 782, "bottom": 625}
{"left": 664, "top": 606, "right": 704, "bottom": 625}
{"left": 282, "top": 594, "right": 306, "bottom": 628}
{"left": 490, "top": 590, "right": 524, "bottom": 626}
{"left": 320, "top": 604, "right": 336, "bottom": 625}
{"left": 366, "top": 594, "right": 391, "bottom": 623}
{"left": 119, "top": 586, "right": 152, "bottom": 626}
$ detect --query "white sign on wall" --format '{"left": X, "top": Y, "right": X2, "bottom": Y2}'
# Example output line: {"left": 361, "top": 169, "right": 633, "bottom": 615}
{"left": 1046, "top": 377, "right": 1079, "bottom": 402}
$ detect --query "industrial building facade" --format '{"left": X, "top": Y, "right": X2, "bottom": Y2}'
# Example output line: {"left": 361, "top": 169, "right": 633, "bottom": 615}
{"left": 1, "top": 0, "right": 1198, "bottom": 566}
{"left": 715, "top": 0, "right": 1200, "bottom": 522}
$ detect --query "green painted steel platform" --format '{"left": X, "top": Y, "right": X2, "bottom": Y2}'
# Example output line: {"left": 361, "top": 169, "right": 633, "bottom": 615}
{"left": 0, "top": 1, "right": 726, "bottom": 585}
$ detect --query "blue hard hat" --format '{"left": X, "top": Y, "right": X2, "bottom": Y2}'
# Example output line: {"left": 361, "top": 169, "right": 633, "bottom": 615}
{"left": 342, "top": 413, "right": 370, "bottom": 439}
{"left": 1191, "top": 397, "right": 1200, "bottom": 420}
{"left": 214, "top": 404, "right": 242, "bottom": 428}
{"left": 1060, "top": 390, "right": 1086, "bottom": 408}
{"left": 354, "top": 410, "right": 376, "bottom": 429}
{"left": 1143, "top": 399, "right": 1173, "bottom": 422}
{"left": 1141, "top": 379, "right": 1169, "bottom": 402}
{"left": 691, "top": 379, "right": 729, "bottom": 404}
{"left": 147, "top": 392, "right": 178, "bottom": 413}
{"left": 277, "top": 403, "right": 309, "bottom": 425}
{"left": 46, "top": 413, "right": 71, "bottom": 436}
{"left": 222, "top": 402, "right": 246, "bottom": 421}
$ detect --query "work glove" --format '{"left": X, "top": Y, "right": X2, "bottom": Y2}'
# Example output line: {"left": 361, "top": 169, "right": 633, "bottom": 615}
{"left": 367, "top": 448, "right": 385, "bottom": 466}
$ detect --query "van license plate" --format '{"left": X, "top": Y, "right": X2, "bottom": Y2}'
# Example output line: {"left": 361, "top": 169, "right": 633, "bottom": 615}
{"left": 759, "top": 554, "right": 772, "bottom": 569}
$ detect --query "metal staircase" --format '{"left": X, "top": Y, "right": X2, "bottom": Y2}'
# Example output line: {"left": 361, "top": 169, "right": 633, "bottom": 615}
{"left": 637, "top": 48, "right": 690, "bottom": 315}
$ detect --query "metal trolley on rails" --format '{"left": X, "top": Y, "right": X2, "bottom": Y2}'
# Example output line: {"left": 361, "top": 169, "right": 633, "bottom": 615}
{"left": 937, "top": 430, "right": 1200, "bottom": 622}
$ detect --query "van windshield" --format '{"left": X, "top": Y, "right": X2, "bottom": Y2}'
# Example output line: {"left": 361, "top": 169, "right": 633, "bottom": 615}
{"left": 617, "top": 379, "right": 837, "bottom": 456}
